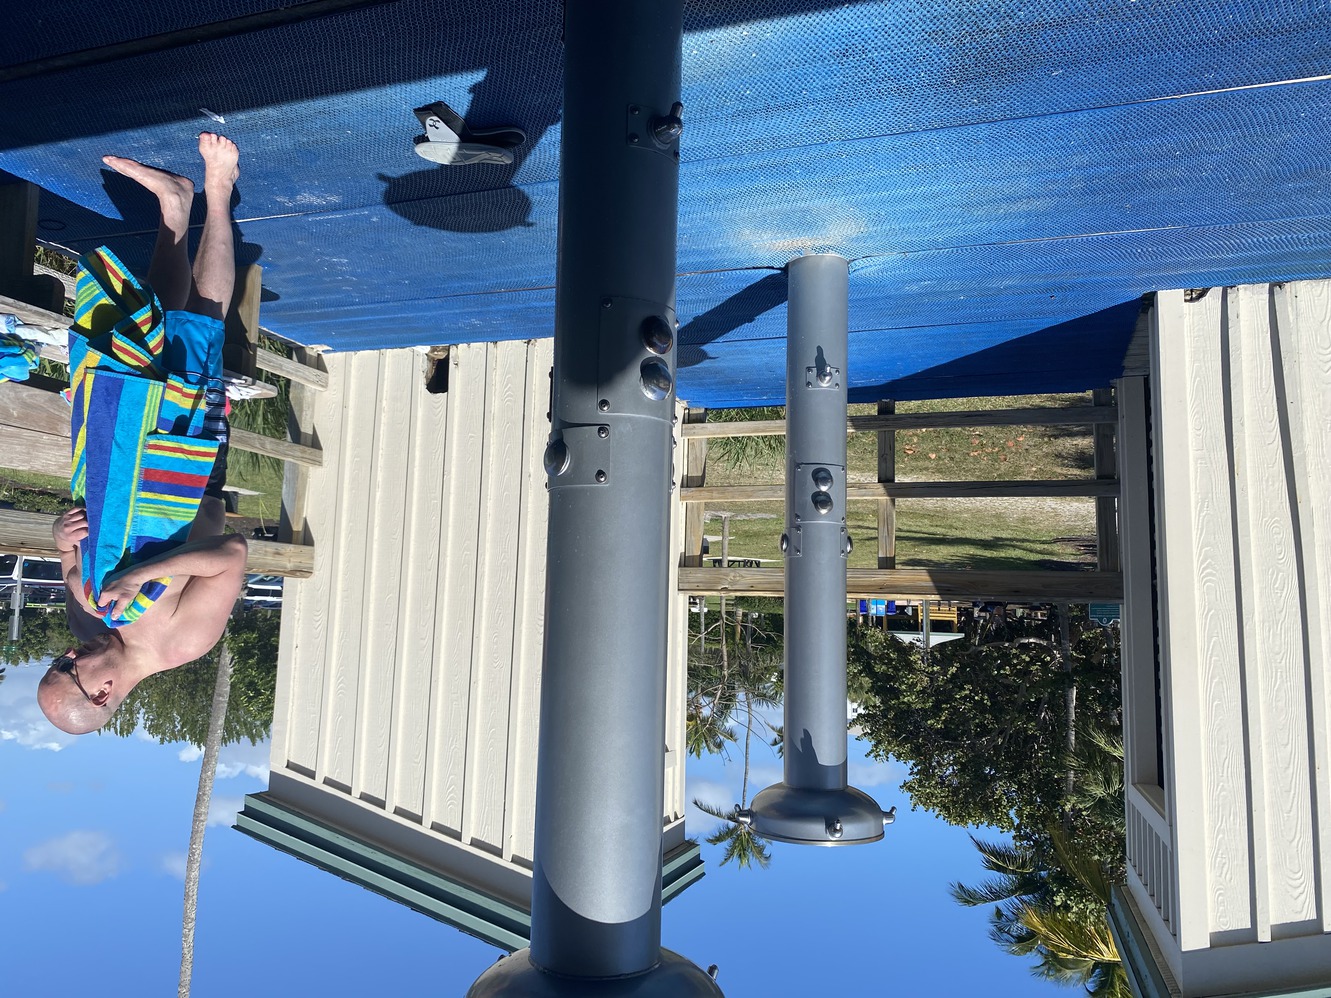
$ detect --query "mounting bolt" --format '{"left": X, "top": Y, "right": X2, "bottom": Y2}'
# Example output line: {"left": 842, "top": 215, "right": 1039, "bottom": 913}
{"left": 651, "top": 101, "right": 684, "bottom": 144}
{"left": 597, "top": 425, "right": 609, "bottom": 438}
{"left": 601, "top": 298, "right": 613, "bottom": 309}
{"left": 599, "top": 399, "right": 610, "bottom": 412}
{"left": 595, "top": 470, "right": 607, "bottom": 484}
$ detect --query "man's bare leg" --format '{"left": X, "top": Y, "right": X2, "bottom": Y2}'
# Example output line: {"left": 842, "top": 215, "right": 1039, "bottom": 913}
{"left": 186, "top": 133, "right": 240, "bottom": 321}
{"left": 101, "top": 155, "right": 194, "bottom": 311}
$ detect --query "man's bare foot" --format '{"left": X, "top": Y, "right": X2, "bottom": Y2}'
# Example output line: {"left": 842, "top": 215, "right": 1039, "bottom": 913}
{"left": 101, "top": 155, "right": 194, "bottom": 223}
{"left": 199, "top": 132, "right": 239, "bottom": 195}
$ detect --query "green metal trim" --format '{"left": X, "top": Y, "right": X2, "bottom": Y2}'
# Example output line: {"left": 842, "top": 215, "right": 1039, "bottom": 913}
{"left": 1108, "top": 887, "right": 1331, "bottom": 998}
{"left": 1108, "top": 886, "right": 1172, "bottom": 998}
{"left": 661, "top": 840, "right": 705, "bottom": 905}
{"left": 235, "top": 793, "right": 530, "bottom": 952}
{"left": 234, "top": 795, "right": 706, "bottom": 952}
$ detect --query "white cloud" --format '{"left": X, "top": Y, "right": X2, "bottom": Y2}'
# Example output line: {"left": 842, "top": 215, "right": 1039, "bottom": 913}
{"left": 158, "top": 851, "right": 210, "bottom": 881}
{"left": 215, "top": 740, "right": 270, "bottom": 782}
{"left": 686, "top": 779, "right": 738, "bottom": 830}
{"left": 177, "top": 740, "right": 270, "bottom": 782}
{"left": 23, "top": 830, "right": 121, "bottom": 886}
{"left": 847, "top": 758, "right": 906, "bottom": 789}
{"left": 207, "top": 795, "right": 245, "bottom": 828}
{"left": 133, "top": 729, "right": 158, "bottom": 743}
{"left": 0, "top": 666, "right": 75, "bottom": 752}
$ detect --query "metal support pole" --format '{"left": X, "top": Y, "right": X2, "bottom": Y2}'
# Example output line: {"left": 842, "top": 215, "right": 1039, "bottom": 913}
{"left": 8, "top": 578, "right": 23, "bottom": 643}
{"left": 738, "top": 254, "right": 894, "bottom": 846}
{"left": 468, "top": 2, "right": 718, "bottom": 995}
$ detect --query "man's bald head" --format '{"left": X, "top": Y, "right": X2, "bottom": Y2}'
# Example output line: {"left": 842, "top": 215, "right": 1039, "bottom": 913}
{"left": 37, "top": 637, "right": 139, "bottom": 735}
{"left": 37, "top": 666, "right": 122, "bottom": 734}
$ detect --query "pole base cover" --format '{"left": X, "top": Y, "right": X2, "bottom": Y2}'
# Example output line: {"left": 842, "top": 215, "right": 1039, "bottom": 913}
{"left": 467, "top": 948, "right": 723, "bottom": 997}
{"left": 743, "top": 784, "right": 889, "bottom": 846}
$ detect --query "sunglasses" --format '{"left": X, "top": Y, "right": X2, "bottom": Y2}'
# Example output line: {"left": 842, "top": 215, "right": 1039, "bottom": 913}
{"left": 53, "top": 649, "right": 102, "bottom": 706}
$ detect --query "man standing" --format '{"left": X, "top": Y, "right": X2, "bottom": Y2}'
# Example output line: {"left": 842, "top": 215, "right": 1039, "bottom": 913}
{"left": 39, "top": 133, "right": 249, "bottom": 735}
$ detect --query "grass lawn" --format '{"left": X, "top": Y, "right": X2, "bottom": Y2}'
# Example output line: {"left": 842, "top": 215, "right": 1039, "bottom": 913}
{"left": 700, "top": 392, "right": 1100, "bottom": 571}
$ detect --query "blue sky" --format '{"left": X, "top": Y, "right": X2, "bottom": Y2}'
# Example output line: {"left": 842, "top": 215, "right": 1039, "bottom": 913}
{"left": 1, "top": 664, "right": 1063, "bottom": 996}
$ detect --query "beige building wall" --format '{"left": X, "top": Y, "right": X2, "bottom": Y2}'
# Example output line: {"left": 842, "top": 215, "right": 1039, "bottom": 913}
{"left": 264, "top": 340, "right": 689, "bottom": 909}
{"left": 1114, "top": 281, "right": 1331, "bottom": 997}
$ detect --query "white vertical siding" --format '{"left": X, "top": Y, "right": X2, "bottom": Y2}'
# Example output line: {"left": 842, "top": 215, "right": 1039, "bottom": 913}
{"left": 270, "top": 340, "right": 689, "bottom": 897}
{"left": 1120, "top": 280, "right": 1331, "bottom": 994}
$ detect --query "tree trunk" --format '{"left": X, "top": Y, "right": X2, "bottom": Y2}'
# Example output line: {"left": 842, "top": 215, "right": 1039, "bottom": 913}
{"left": 178, "top": 640, "right": 234, "bottom": 998}
{"left": 741, "top": 692, "right": 753, "bottom": 807}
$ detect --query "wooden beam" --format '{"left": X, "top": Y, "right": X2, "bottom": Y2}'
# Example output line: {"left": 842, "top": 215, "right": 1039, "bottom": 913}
{"left": 0, "top": 379, "right": 69, "bottom": 435}
{"left": 0, "top": 508, "right": 312, "bottom": 577}
{"left": 256, "top": 347, "right": 329, "bottom": 390}
{"left": 0, "top": 426, "right": 68, "bottom": 477}
{"left": 684, "top": 479, "right": 1118, "bottom": 502}
{"left": 0, "top": 389, "right": 320, "bottom": 472}
{"left": 0, "top": 179, "right": 65, "bottom": 313}
{"left": 1092, "top": 387, "right": 1121, "bottom": 572}
{"left": 230, "top": 427, "right": 323, "bottom": 468}
{"left": 0, "top": 291, "right": 67, "bottom": 333}
{"left": 876, "top": 399, "right": 896, "bottom": 569}
{"left": 679, "top": 404, "right": 1119, "bottom": 438}
{"left": 679, "top": 566, "right": 1124, "bottom": 602}
{"left": 223, "top": 263, "right": 262, "bottom": 379}
{"left": 680, "top": 407, "right": 707, "bottom": 568}
{"left": 279, "top": 346, "right": 318, "bottom": 544}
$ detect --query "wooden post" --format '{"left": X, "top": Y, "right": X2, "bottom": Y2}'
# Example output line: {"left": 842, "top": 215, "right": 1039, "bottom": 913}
{"left": 223, "top": 262, "right": 262, "bottom": 379}
{"left": 876, "top": 398, "right": 896, "bottom": 569}
{"left": 279, "top": 345, "right": 320, "bottom": 545}
{"left": 1093, "top": 387, "right": 1120, "bottom": 573}
{"left": 680, "top": 407, "right": 707, "bottom": 567}
{"left": 0, "top": 178, "right": 65, "bottom": 313}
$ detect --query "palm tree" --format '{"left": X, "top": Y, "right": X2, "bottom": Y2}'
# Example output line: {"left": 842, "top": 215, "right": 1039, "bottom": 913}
{"left": 178, "top": 636, "right": 234, "bottom": 997}
{"left": 692, "top": 682, "right": 773, "bottom": 871}
{"left": 952, "top": 832, "right": 1129, "bottom": 997}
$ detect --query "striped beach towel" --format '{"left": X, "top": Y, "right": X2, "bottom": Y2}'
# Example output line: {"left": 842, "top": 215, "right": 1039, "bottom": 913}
{"left": 70, "top": 247, "right": 221, "bottom": 628}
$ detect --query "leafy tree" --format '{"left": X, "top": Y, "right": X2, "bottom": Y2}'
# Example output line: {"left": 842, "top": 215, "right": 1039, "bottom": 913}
{"left": 1, "top": 607, "right": 76, "bottom": 666}
{"left": 851, "top": 606, "right": 1127, "bottom": 992}
{"left": 850, "top": 609, "right": 1121, "bottom": 838}
{"left": 106, "top": 608, "right": 279, "bottom": 747}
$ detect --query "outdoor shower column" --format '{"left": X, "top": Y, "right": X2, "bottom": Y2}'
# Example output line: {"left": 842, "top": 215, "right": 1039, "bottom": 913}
{"left": 468, "top": 1, "right": 718, "bottom": 995}
{"left": 738, "top": 253, "right": 895, "bottom": 846}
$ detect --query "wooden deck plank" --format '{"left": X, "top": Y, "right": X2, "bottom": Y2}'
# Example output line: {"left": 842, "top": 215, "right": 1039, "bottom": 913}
{"left": 256, "top": 346, "right": 329, "bottom": 390}
{"left": 0, "top": 507, "right": 311, "bottom": 575}
{"left": 678, "top": 566, "right": 1123, "bottom": 601}
{"left": 679, "top": 404, "right": 1118, "bottom": 438}
{"left": 684, "top": 479, "right": 1117, "bottom": 502}
{"left": 0, "top": 380, "right": 69, "bottom": 435}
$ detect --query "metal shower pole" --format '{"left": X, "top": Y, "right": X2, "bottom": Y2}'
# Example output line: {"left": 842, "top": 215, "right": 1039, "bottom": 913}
{"left": 467, "top": 1, "right": 719, "bottom": 994}
{"left": 737, "top": 253, "right": 895, "bottom": 846}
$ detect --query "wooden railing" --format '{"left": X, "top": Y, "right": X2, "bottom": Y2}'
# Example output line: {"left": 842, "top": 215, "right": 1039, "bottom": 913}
{"left": 677, "top": 395, "right": 1121, "bottom": 599}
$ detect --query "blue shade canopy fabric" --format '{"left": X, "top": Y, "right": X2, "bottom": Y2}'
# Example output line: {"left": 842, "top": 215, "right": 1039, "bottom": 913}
{"left": 3, "top": 0, "right": 1330, "bottom": 405}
